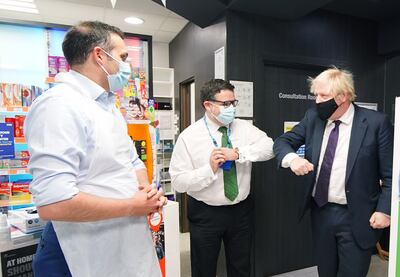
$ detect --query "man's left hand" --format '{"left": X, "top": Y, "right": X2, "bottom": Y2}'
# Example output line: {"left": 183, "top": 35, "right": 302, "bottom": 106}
{"left": 220, "top": 147, "right": 239, "bottom": 161}
{"left": 369, "top": 212, "right": 390, "bottom": 229}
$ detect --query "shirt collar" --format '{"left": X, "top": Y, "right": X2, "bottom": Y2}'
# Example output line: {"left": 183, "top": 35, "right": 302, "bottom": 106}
{"left": 204, "top": 113, "right": 223, "bottom": 132}
{"left": 328, "top": 102, "right": 354, "bottom": 126}
{"left": 69, "top": 70, "right": 108, "bottom": 101}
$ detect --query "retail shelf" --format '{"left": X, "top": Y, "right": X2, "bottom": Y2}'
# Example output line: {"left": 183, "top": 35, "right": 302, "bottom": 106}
{"left": 0, "top": 168, "right": 30, "bottom": 175}
{"left": 0, "top": 107, "right": 29, "bottom": 113}
{"left": 126, "top": 119, "right": 151, "bottom": 125}
{"left": 14, "top": 137, "right": 27, "bottom": 144}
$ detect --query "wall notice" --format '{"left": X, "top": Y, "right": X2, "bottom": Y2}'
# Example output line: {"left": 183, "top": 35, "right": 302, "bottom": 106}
{"left": 1, "top": 244, "right": 37, "bottom": 277}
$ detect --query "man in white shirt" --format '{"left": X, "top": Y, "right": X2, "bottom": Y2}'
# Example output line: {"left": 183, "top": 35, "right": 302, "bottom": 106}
{"left": 273, "top": 67, "right": 393, "bottom": 277}
{"left": 169, "top": 79, "right": 274, "bottom": 277}
{"left": 25, "top": 21, "right": 166, "bottom": 277}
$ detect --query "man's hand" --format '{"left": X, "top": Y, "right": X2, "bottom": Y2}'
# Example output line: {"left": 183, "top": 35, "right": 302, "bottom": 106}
{"left": 290, "top": 157, "right": 314, "bottom": 176}
{"left": 369, "top": 212, "right": 390, "bottom": 229}
{"left": 130, "top": 185, "right": 165, "bottom": 216}
{"left": 210, "top": 148, "right": 226, "bottom": 173}
{"left": 220, "top": 147, "right": 239, "bottom": 161}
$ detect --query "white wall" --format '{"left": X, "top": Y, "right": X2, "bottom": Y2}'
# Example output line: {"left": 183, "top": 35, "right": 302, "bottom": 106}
{"left": 153, "top": 42, "right": 169, "bottom": 68}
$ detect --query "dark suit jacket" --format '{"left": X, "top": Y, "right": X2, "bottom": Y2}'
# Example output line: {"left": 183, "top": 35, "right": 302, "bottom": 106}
{"left": 273, "top": 104, "right": 393, "bottom": 249}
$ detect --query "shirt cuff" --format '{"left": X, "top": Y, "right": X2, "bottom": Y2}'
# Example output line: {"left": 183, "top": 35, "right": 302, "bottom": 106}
{"left": 236, "top": 147, "right": 247, "bottom": 163}
{"left": 132, "top": 157, "right": 145, "bottom": 170}
{"left": 281, "top": 153, "right": 299, "bottom": 168}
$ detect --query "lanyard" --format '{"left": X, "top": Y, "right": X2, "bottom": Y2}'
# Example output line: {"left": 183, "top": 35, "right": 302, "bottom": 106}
{"left": 203, "top": 116, "right": 232, "bottom": 147}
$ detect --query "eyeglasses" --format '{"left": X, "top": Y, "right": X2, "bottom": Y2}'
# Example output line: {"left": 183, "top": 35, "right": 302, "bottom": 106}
{"left": 209, "top": 99, "right": 239, "bottom": 108}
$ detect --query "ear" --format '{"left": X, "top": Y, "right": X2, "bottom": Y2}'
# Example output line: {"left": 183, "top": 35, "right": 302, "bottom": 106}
{"left": 93, "top": 47, "right": 105, "bottom": 65}
{"left": 203, "top": 101, "right": 212, "bottom": 111}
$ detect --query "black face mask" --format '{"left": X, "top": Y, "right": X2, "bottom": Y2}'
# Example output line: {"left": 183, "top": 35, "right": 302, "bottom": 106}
{"left": 316, "top": 98, "right": 338, "bottom": 120}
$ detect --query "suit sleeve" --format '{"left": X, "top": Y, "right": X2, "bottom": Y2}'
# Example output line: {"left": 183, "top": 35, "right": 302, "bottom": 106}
{"left": 273, "top": 110, "right": 309, "bottom": 167}
{"left": 376, "top": 115, "right": 394, "bottom": 215}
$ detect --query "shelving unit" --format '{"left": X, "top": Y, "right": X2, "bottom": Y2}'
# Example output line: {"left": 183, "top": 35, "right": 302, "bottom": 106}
{"left": 0, "top": 105, "right": 33, "bottom": 210}
{"left": 153, "top": 67, "right": 177, "bottom": 200}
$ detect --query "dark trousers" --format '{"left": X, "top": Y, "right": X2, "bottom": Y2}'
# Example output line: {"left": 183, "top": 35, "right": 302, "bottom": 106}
{"left": 188, "top": 196, "right": 253, "bottom": 277}
{"left": 311, "top": 202, "right": 373, "bottom": 277}
{"left": 33, "top": 222, "right": 72, "bottom": 277}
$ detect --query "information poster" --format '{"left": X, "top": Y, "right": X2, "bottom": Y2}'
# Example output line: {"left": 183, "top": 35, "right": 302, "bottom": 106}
{"left": 284, "top": 121, "right": 305, "bottom": 158}
{"left": 0, "top": 244, "right": 37, "bottom": 277}
{"left": 214, "top": 46, "right": 225, "bottom": 80}
{"left": 389, "top": 97, "right": 400, "bottom": 276}
{"left": 0, "top": 123, "right": 15, "bottom": 159}
{"left": 148, "top": 212, "right": 166, "bottom": 277}
{"left": 230, "top": 80, "right": 253, "bottom": 118}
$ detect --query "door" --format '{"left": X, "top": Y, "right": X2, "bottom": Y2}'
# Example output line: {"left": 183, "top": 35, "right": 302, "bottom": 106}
{"left": 177, "top": 78, "right": 195, "bottom": 233}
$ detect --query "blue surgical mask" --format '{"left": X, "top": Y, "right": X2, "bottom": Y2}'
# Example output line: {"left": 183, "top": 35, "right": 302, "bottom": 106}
{"left": 214, "top": 104, "right": 236, "bottom": 125}
{"left": 98, "top": 49, "right": 131, "bottom": 91}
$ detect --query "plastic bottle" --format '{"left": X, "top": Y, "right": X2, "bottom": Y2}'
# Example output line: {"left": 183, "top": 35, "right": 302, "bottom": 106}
{"left": 0, "top": 214, "right": 11, "bottom": 245}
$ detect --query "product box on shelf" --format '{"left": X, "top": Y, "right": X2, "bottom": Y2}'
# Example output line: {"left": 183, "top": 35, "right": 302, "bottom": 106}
{"left": 9, "top": 180, "right": 31, "bottom": 206}
{"left": 4, "top": 115, "right": 25, "bottom": 138}
{"left": 21, "top": 87, "right": 32, "bottom": 107}
{"left": 48, "top": 56, "right": 58, "bottom": 77}
{"left": 57, "top": 56, "right": 70, "bottom": 73}
{"left": 0, "top": 183, "right": 11, "bottom": 201}
{"left": 1, "top": 84, "right": 14, "bottom": 107}
{"left": 13, "top": 85, "right": 22, "bottom": 107}
{"left": 8, "top": 207, "right": 46, "bottom": 233}
{"left": 14, "top": 115, "right": 25, "bottom": 138}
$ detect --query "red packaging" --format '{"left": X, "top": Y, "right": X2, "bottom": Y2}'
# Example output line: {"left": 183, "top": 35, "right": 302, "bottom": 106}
{"left": 0, "top": 182, "right": 11, "bottom": 200}
{"left": 5, "top": 117, "right": 15, "bottom": 134}
{"left": 14, "top": 115, "right": 25, "bottom": 137}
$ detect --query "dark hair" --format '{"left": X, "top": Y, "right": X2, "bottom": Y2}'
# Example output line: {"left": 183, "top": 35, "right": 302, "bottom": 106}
{"left": 62, "top": 21, "right": 125, "bottom": 66}
{"left": 200, "top": 79, "right": 235, "bottom": 107}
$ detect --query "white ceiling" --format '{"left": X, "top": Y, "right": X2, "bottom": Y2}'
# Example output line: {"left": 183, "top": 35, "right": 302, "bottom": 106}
{"left": 0, "top": 0, "right": 188, "bottom": 43}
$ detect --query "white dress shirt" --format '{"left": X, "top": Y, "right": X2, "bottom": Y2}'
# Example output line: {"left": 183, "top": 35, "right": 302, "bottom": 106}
{"left": 313, "top": 104, "right": 354, "bottom": 204}
{"left": 25, "top": 70, "right": 160, "bottom": 277}
{"left": 282, "top": 104, "right": 354, "bottom": 205}
{"left": 169, "top": 114, "right": 274, "bottom": 206}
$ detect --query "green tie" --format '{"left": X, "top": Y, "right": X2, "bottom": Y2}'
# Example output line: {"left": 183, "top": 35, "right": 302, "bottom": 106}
{"left": 218, "top": 126, "right": 239, "bottom": 201}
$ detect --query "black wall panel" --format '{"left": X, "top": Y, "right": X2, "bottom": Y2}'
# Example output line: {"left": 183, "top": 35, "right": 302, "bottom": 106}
{"left": 169, "top": 7, "right": 398, "bottom": 277}
{"left": 169, "top": 19, "right": 226, "bottom": 121}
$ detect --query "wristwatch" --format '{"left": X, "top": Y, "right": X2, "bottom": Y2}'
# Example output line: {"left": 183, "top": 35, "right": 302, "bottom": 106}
{"left": 234, "top": 147, "right": 240, "bottom": 160}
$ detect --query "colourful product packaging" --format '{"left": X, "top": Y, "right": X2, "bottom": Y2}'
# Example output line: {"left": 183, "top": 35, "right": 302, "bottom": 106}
{"left": 57, "top": 56, "right": 70, "bottom": 72}
{"left": 48, "top": 56, "right": 58, "bottom": 77}
{"left": 4, "top": 117, "right": 15, "bottom": 132}
{"left": 31, "top": 86, "right": 43, "bottom": 103}
{"left": 15, "top": 151, "right": 30, "bottom": 159}
{"left": 21, "top": 86, "right": 32, "bottom": 107}
{"left": 0, "top": 182, "right": 11, "bottom": 201}
{"left": 9, "top": 159, "right": 29, "bottom": 169}
{"left": 0, "top": 84, "right": 4, "bottom": 108}
{"left": 14, "top": 115, "right": 25, "bottom": 137}
{"left": 3, "top": 84, "right": 14, "bottom": 107}
{"left": 0, "top": 160, "right": 10, "bottom": 169}
{"left": 13, "top": 84, "right": 22, "bottom": 106}
{"left": 10, "top": 181, "right": 31, "bottom": 206}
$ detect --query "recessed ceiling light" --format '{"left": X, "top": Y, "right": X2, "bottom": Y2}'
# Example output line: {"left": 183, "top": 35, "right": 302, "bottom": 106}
{"left": 124, "top": 16, "right": 144, "bottom": 25}
{"left": 0, "top": 0, "right": 38, "bottom": 13}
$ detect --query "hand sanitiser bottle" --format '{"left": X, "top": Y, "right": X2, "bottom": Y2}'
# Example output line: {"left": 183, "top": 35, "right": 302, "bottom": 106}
{"left": 0, "top": 214, "right": 11, "bottom": 246}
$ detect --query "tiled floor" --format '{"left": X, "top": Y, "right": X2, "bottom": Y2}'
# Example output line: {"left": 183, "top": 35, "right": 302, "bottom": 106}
{"left": 179, "top": 232, "right": 388, "bottom": 277}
